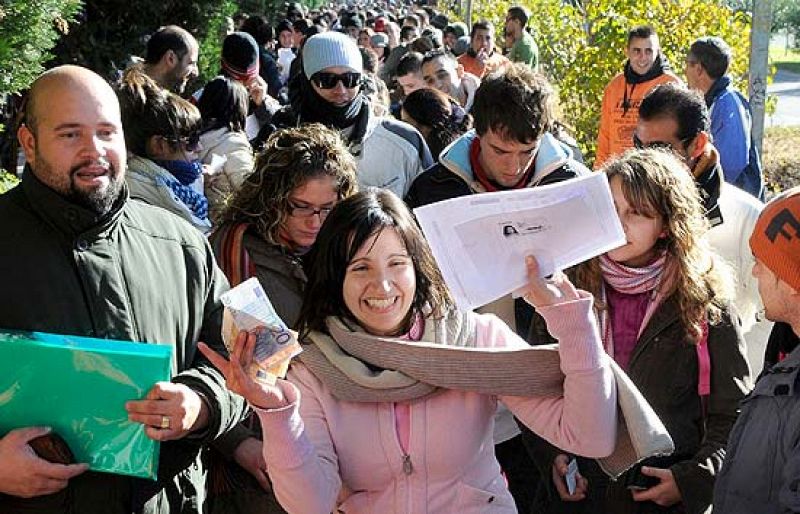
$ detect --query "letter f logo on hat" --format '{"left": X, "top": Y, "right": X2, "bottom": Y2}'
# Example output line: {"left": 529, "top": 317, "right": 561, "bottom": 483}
{"left": 765, "top": 209, "right": 800, "bottom": 243}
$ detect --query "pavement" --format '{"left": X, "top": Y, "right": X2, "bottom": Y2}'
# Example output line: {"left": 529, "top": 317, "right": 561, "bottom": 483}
{"left": 766, "top": 68, "right": 800, "bottom": 127}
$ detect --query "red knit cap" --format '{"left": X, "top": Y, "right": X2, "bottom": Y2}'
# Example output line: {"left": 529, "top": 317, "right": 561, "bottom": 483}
{"left": 749, "top": 186, "right": 800, "bottom": 291}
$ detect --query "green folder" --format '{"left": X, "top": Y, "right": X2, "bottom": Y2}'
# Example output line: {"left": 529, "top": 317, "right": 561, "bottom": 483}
{"left": 0, "top": 330, "right": 173, "bottom": 480}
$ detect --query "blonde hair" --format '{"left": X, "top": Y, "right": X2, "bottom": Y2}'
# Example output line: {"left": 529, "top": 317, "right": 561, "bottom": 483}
{"left": 577, "top": 149, "right": 734, "bottom": 338}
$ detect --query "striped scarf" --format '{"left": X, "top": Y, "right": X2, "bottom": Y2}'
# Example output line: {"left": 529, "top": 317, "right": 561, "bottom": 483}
{"left": 299, "top": 310, "right": 676, "bottom": 478}
{"left": 598, "top": 253, "right": 669, "bottom": 359}
{"left": 210, "top": 223, "right": 256, "bottom": 286}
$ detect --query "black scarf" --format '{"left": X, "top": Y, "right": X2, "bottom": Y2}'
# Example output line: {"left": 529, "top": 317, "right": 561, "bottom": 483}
{"left": 762, "top": 323, "right": 800, "bottom": 378}
{"left": 694, "top": 161, "right": 723, "bottom": 228}
{"left": 704, "top": 75, "right": 731, "bottom": 109}
{"left": 622, "top": 53, "right": 672, "bottom": 115}
{"left": 291, "top": 72, "right": 370, "bottom": 150}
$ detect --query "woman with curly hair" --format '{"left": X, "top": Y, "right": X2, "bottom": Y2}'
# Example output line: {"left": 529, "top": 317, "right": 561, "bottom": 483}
{"left": 211, "top": 123, "right": 358, "bottom": 328}
{"left": 205, "top": 124, "right": 357, "bottom": 514}
{"left": 523, "top": 149, "right": 752, "bottom": 514}
{"left": 401, "top": 87, "right": 472, "bottom": 160}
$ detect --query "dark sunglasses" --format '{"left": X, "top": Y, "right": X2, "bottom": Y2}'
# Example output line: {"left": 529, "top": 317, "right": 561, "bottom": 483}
{"left": 162, "top": 132, "right": 201, "bottom": 152}
{"left": 311, "top": 72, "right": 362, "bottom": 89}
{"left": 632, "top": 133, "right": 694, "bottom": 152}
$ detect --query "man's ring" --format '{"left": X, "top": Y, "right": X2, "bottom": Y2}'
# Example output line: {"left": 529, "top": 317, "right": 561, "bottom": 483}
{"left": 160, "top": 415, "right": 170, "bottom": 429}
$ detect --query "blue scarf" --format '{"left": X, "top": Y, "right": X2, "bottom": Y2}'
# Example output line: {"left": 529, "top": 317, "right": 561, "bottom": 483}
{"left": 154, "top": 159, "right": 209, "bottom": 220}
{"left": 155, "top": 159, "right": 204, "bottom": 186}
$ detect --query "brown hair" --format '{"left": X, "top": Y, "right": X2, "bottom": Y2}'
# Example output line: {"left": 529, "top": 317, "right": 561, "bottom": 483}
{"left": 298, "top": 189, "right": 453, "bottom": 338}
{"left": 578, "top": 149, "right": 733, "bottom": 337}
{"left": 471, "top": 63, "right": 556, "bottom": 144}
{"left": 117, "top": 66, "right": 201, "bottom": 157}
{"left": 216, "top": 123, "right": 358, "bottom": 246}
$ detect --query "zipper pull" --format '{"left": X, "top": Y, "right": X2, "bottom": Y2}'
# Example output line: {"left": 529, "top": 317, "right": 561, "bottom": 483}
{"left": 402, "top": 453, "right": 413, "bottom": 475}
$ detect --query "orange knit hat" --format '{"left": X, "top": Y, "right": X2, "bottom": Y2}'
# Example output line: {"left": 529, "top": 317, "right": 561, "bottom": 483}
{"left": 749, "top": 187, "right": 800, "bottom": 292}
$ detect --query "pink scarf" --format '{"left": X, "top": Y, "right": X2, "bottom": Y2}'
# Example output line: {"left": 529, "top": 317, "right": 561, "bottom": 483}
{"left": 598, "top": 253, "right": 670, "bottom": 359}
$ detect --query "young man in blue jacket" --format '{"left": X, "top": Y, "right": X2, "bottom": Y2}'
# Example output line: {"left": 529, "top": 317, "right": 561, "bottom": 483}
{"left": 685, "top": 37, "right": 764, "bottom": 200}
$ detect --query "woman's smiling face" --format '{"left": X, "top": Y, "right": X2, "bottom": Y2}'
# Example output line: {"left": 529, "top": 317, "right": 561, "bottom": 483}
{"left": 342, "top": 227, "right": 416, "bottom": 336}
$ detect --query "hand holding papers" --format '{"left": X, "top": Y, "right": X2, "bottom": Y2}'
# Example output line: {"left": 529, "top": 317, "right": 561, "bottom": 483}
{"left": 0, "top": 331, "right": 171, "bottom": 479}
{"left": 413, "top": 173, "right": 625, "bottom": 311}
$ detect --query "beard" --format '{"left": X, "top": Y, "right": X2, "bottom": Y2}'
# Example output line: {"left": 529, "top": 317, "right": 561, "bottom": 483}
{"left": 167, "top": 66, "right": 189, "bottom": 94}
{"left": 65, "top": 163, "right": 124, "bottom": 216}
{"left": 35, "top": 151, "right": 124, "bottom": 217}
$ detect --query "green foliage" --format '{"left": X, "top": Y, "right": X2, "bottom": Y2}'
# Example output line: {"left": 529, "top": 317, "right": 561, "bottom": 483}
{"left": 0, "top": 170, "right": 19, "bottom": 195}
{"left": 471, "top": 0, "right": 751, "bottom": 166}
{"left": 0, "top": 0, "right": 82, "bottom": 96}
{"left": 52, "top": 1, "right": 244, "bottom": 84}
{"left": 773, "top": 0, "right": 800, "bottom": 43}
{"left": 198, "top": 0, "right": 239, "bottom": 84}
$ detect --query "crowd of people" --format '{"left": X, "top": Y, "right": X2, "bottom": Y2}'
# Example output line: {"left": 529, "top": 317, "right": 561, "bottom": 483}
{"left": 0, "top": 2, "right": 797, "bottom": 514}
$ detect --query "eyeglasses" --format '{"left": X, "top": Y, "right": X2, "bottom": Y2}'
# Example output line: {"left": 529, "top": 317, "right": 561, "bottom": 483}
{"left": 162, "top": 132, "right": 201, "bottom": 152}
{"left": 311, "top": 72, "right": 362, "bottom": 89}
{"left": 632, "top": 133, "right": 694, "bottom": 152}
{"left": 288, "top": 201, "right": 334, "bottom": 219}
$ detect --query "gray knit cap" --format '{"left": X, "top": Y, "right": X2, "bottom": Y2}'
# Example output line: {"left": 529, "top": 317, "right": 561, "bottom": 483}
{"left": 302, "top": 31, "right": 363, "bottom": 78}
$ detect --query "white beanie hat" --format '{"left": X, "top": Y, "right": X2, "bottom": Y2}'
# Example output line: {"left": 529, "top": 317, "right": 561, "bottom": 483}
{"left": 302, "top": 32, "right": 363, "bottom": 78}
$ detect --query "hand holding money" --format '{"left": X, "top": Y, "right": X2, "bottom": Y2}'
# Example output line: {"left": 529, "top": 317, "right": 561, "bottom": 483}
{"left": 199, "top": 331, "right": 289, "bottom": 410}
{"left": 219, "top": 278, "right": 302, "bottom": 385}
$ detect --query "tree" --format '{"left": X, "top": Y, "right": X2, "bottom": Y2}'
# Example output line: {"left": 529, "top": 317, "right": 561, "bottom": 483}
{"left": 0, "top": 1, "right": 82, "bottom": 175}
{"left": 471, "top": 0, "right": 751, "bottom": 165}
{"left": 51, "top": 0, "right": 240, "bottom": 85}
{"left": 0, "top": 0, "right": 82, "bottom": 97}
{"left": 773, "top": 0, "right": 800, "bottom": 48}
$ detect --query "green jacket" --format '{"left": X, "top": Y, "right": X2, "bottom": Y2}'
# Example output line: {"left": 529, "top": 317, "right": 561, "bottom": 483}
{"left": 508, "top": 31, "right": 538, "bottom": 70}
{"left": 0, "top": 171, "right": 247, "bottom": 513}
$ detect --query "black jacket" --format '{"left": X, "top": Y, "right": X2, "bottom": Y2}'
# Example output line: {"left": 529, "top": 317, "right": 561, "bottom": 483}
{"left": 522, "top": 295, "right": 752, "bottom": 514}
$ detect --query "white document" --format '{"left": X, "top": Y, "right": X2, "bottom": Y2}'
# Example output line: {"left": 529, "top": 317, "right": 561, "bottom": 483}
{"left": 277, "top": 48, "right": 295, "bottom": 83}
{"left": 413, "top": 173, "right": 626, "bottom": 311}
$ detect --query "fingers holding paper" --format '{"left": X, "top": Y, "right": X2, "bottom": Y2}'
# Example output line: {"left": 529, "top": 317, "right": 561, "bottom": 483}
{"left": 199, "top": 331, "right": 289, "bottom": 410}
{"left": 522, "top": 255, "right": 580, "bottom": 308}
{"left": 125, "top": 381, "right": 208, "bottom": 441}
{"left": 551, "top": 454, "right": 588, "bottom": 502}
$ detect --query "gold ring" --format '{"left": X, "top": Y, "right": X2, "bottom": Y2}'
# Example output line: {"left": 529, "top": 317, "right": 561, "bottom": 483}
{"left": 159, "top": 415, "right": 170, "bottom": 429}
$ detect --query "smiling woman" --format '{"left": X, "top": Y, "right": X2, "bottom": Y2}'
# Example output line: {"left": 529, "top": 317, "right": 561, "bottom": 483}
{"left": 201, "top": 187, "right": 625, "bottom": 514}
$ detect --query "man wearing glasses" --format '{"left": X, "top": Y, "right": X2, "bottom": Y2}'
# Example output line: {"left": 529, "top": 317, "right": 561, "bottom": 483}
{"left": 635, "top": 83, "right": 767, "bottom": 352}
{"left": 685, "top": 37, "right": 764, "bottom": 200}
{"left": 271, "top": 31, "right": 432, "bottom": 198}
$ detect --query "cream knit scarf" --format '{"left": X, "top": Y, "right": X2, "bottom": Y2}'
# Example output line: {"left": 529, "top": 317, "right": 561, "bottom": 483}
{"left": 298, "top": 310, "right": 675, "bottom": 477}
